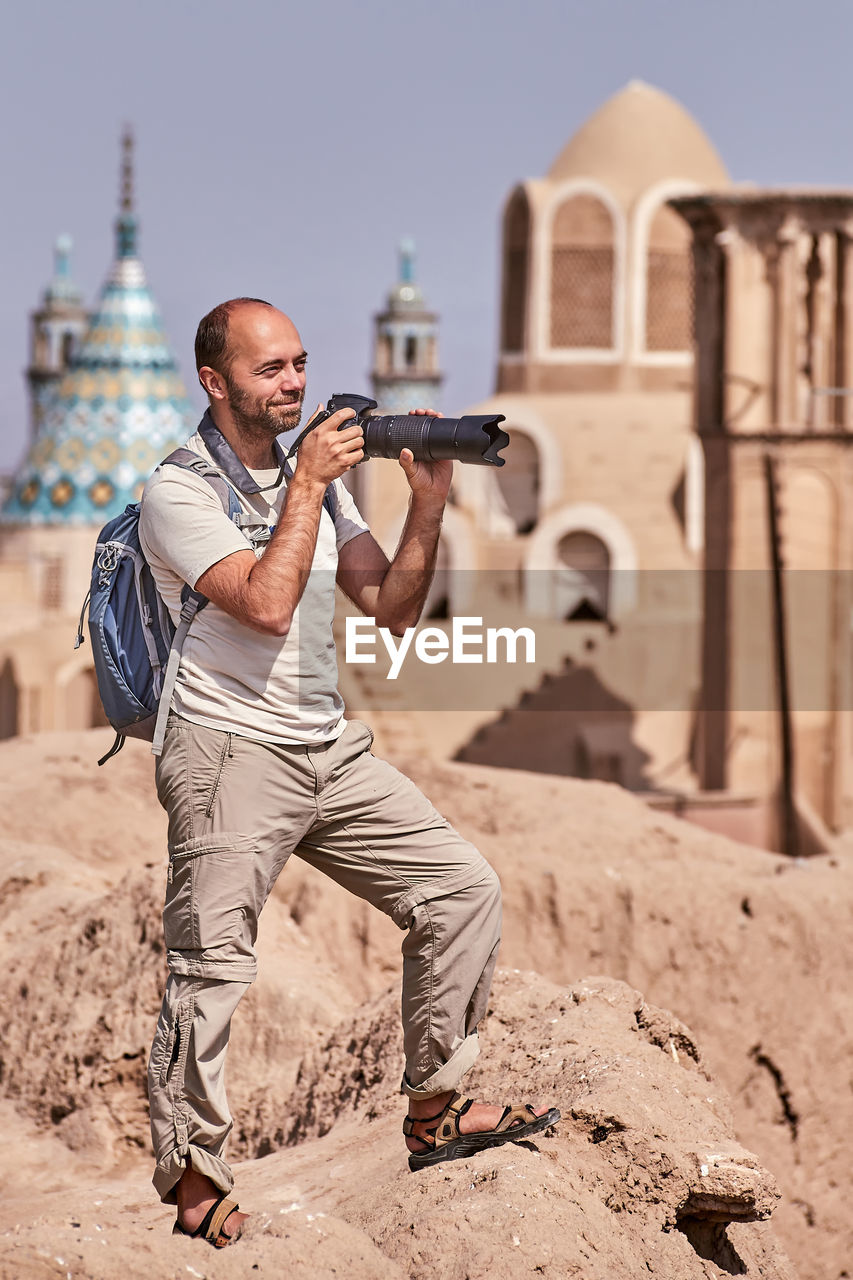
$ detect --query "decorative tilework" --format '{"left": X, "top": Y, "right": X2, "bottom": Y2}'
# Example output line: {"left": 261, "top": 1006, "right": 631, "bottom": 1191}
{"left": 2, "top": 241, "right": 195, "bottom": 526}
{"left": 372, "top": 379, "right": 443, "bottom": 414}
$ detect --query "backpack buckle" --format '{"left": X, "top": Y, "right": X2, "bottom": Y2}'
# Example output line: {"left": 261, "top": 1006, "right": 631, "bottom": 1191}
{"left": 96, "top": 542, "right": 122, "bottom": 587}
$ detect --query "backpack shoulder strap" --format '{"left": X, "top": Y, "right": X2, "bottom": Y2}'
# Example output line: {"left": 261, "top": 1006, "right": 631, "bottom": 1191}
{"left": 147, "top": 448, "right": 239, "bottom": 758}
{"left": 161, "top": 447, "right": 243, "bottom": 523}
{"left": 150, "top": 591, "right": 206, "bottom": 758}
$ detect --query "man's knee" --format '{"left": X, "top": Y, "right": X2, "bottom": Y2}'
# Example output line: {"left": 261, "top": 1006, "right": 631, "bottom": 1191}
{"left": 411, "top": 862, "right": 502, "bottom": 940}
{"left": 391, "top": 842, "right": 501, "bottom": 932}
{"left": 461, "top": 864, "right": 502, "bottom": 929}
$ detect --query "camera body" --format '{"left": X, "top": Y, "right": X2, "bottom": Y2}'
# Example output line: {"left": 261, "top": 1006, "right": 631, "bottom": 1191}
{"left": 304, "top": 393, "right": 508, "bottom": 467}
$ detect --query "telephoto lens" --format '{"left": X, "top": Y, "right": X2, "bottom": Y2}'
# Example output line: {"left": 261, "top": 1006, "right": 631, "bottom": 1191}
{"left": 362, "top": 413, "right": 508, "bottom": 466}
{"left": 326, "top": 394, "right": 509, "bottom": 467}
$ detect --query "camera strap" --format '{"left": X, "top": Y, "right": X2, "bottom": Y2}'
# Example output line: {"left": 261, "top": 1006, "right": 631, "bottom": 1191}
{"left": 197, "top": 411, "right": 337, "bottom": 521}
{"left": 197, "top": 411, "right": 290, "bottom": 496}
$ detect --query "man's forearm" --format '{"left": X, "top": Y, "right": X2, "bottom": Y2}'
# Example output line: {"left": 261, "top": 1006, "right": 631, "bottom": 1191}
{"left": 373, "top": 496, "right": 445, "bottom": 635}
{"left": 241, "top": 475, "right": 327, "bottom": 635}
{"left": 193, "top": 405, "right": 365, "bottom": 635}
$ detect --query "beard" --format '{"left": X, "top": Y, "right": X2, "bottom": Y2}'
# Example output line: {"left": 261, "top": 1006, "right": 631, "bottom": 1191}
{"left": 224, "top": 375, "right": 305, "bottom": 439}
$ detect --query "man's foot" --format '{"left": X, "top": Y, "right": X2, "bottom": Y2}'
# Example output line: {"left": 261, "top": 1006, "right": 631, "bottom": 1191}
{"left": 404, "top": 1091, "right": 560, "bottom": 1170}
{"left": 175, "top": 1166, "right": 248, "bottom": 1246}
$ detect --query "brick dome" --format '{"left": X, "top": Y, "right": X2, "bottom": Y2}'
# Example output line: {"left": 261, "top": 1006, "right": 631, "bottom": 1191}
{"left": 547, "top": 81, "right": 729, "bottom": 207}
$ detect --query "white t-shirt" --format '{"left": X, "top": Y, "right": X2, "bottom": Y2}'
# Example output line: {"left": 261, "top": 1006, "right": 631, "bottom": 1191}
{"left": 139, "top": 429, "right": 369, "bottom": 744}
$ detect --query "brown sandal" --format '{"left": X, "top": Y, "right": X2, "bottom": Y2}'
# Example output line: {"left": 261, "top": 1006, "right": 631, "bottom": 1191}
{"left": 404, "top": 1092, "right": 560, "bottom": 1171}
{"left": 173, "top": 1194, "right": 242, "bottom": 1248}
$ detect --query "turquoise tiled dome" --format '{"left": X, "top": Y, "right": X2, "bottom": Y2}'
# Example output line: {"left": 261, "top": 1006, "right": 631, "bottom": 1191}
{"left": 2, "top": 137, "right": 195, "bottom": 526}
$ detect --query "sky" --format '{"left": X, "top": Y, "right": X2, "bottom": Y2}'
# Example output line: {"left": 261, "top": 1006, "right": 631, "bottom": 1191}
{"left": 2, "top": 0, "right": 853, "bottom": 473}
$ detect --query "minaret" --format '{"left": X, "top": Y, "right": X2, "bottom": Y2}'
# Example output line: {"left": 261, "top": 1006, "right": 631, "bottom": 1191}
{"left": 2, "top": 126, "right": 196, "bottom": 529}
{"left": 26, "top": 235, "right": 88, "bottom": 442}
{"left": 116, "top": 124, "right": 137, "bottom": 259}
{"left": 370, "top": 239, "right": 442, "bottom": 412}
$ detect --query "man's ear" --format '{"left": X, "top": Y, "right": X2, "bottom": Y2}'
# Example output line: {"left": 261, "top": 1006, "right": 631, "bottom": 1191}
{"left": 198, "top": 365, "right": 227, "bottom": 401}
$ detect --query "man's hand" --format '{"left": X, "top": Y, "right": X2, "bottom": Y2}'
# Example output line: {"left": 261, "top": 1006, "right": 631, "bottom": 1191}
{"left": 398, "top": 409, "right": 452, "bottom": 506}
{"left": 294, "top": 404, "right": 364, "bottom": 490}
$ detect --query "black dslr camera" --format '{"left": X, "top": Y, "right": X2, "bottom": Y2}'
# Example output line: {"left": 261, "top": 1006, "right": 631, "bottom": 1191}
{"left": 292, "top": 393, "right": 509, "bottom": 467}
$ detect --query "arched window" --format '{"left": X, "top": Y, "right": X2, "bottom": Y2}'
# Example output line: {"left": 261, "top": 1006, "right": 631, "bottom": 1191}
{"left": 64, "top": 666, "right": 108, "bottom": 730}
{"left": 501, "top": 191, "right": 530, "bottom": 353}
{"left": 376, "top": 334, "right": 392, "bottom": 375}
{"left": 0, "top": 658, "right": 19, "bottom": 740}
{"left": 556, "top": 531, "right": 610, "bottom": 620}
{"left": 550, "top": 195, "right": 614, "bottom": 349}
{"left": 41, "top": 556, "right": 63, "bottom": 611}
{"left": 645, "top": 203, "right": 693, "bottom": 351}
{"left": 495, "top": 430, "right": 540, "bottom": 534}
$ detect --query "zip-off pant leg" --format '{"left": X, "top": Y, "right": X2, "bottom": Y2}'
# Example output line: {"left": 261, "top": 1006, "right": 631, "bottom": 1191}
{"left": 148, "top": 975, "right": 249, "bottom": 1203}
{"left": 148, "top": 715, "right": 501, "bottom": 1203}
{"left": 149, "top": 715, "right": 317, "bottom": 1203}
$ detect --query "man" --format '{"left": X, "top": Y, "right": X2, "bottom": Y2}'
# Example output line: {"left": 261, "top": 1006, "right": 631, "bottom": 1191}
{"left": 139, "top": 298, "right": 559, "bottom": 1248}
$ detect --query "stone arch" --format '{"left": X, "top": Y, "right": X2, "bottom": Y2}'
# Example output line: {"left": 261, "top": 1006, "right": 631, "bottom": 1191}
{"left": 495, "top": 429, "right": 540, "bottom": 534}
{"left": 63, "top": 666, "right": 108, "bottom": 730}
{"left": 537, "top": 180, "right": 625, "bottom": 359}
{"left": 0, "top": 657, "right": 20, "bottom": 739}
{"left": 631, "top": 179, "right": 702, "bottom": 361}
{"left": 524, "top": 502, "right": 637, "bottom": 619}
{"left": 450, "top": 407, "right": 563, "bottom": 538}
{"left": 501, "top": 187, "right": 531, "bottom": 353}
{"left": 556, "top": 530, "right": 611, "bottom": 620}
{"left": 57, "top": 653, "right": 109, "bottom": 731}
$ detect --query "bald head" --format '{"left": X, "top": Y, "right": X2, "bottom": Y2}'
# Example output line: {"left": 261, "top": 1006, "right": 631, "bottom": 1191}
{"left": 225, "top": 301, "right": 303, "bottom": 368}
{"left": 195, "top": 297, "right": 279, "bottom": 377}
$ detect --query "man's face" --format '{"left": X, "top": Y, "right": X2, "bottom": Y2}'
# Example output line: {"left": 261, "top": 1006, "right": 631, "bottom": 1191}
{"left": 220, "top": 306, "right": 307, "bottom": 436}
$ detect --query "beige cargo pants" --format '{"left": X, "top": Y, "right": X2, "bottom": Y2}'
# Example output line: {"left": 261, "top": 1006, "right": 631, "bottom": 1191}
{"left": 148, "top": 714, "right": 502, "bottom": 1203}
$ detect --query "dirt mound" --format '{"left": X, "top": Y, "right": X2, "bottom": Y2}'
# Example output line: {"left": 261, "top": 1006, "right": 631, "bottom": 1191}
{"left": 1, "top": 729, "right": 852, "bottom": 1276}
{"left": 279, "top": 753, "right": 853, "bottom": 1276}
{"left": 0, "top": 856, "right": 350, "bottom": 1164}
{"left": 0, "top": 971, "right": 795, "bottom": 1280}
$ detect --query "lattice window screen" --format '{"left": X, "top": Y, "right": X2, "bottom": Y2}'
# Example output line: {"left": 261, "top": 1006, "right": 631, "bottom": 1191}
{"left": 502, "top": 192, "right": 530, "bottom": 352}
{"left": 42, "top": 557, "right": 63, "bottom": 611}
{"left": 550, "top": 195, "right": 614, "bottom": 349}
{"left": 646, "top": 205, "right": 693, "bottom": 351}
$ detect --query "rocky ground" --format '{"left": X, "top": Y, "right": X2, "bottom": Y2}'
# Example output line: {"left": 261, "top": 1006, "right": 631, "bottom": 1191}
{"left": 1, "top": 728, "right": 851, "bottom": 1278}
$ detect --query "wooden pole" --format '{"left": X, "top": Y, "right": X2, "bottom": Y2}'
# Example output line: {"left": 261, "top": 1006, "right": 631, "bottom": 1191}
{"left": 764, "top": 451, "right": 800, "bottom": 856}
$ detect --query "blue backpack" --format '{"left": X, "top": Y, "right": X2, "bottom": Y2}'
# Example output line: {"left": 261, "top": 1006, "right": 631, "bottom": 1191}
{"left": 76, "top": 449, "right": 249, "bottom": 765}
